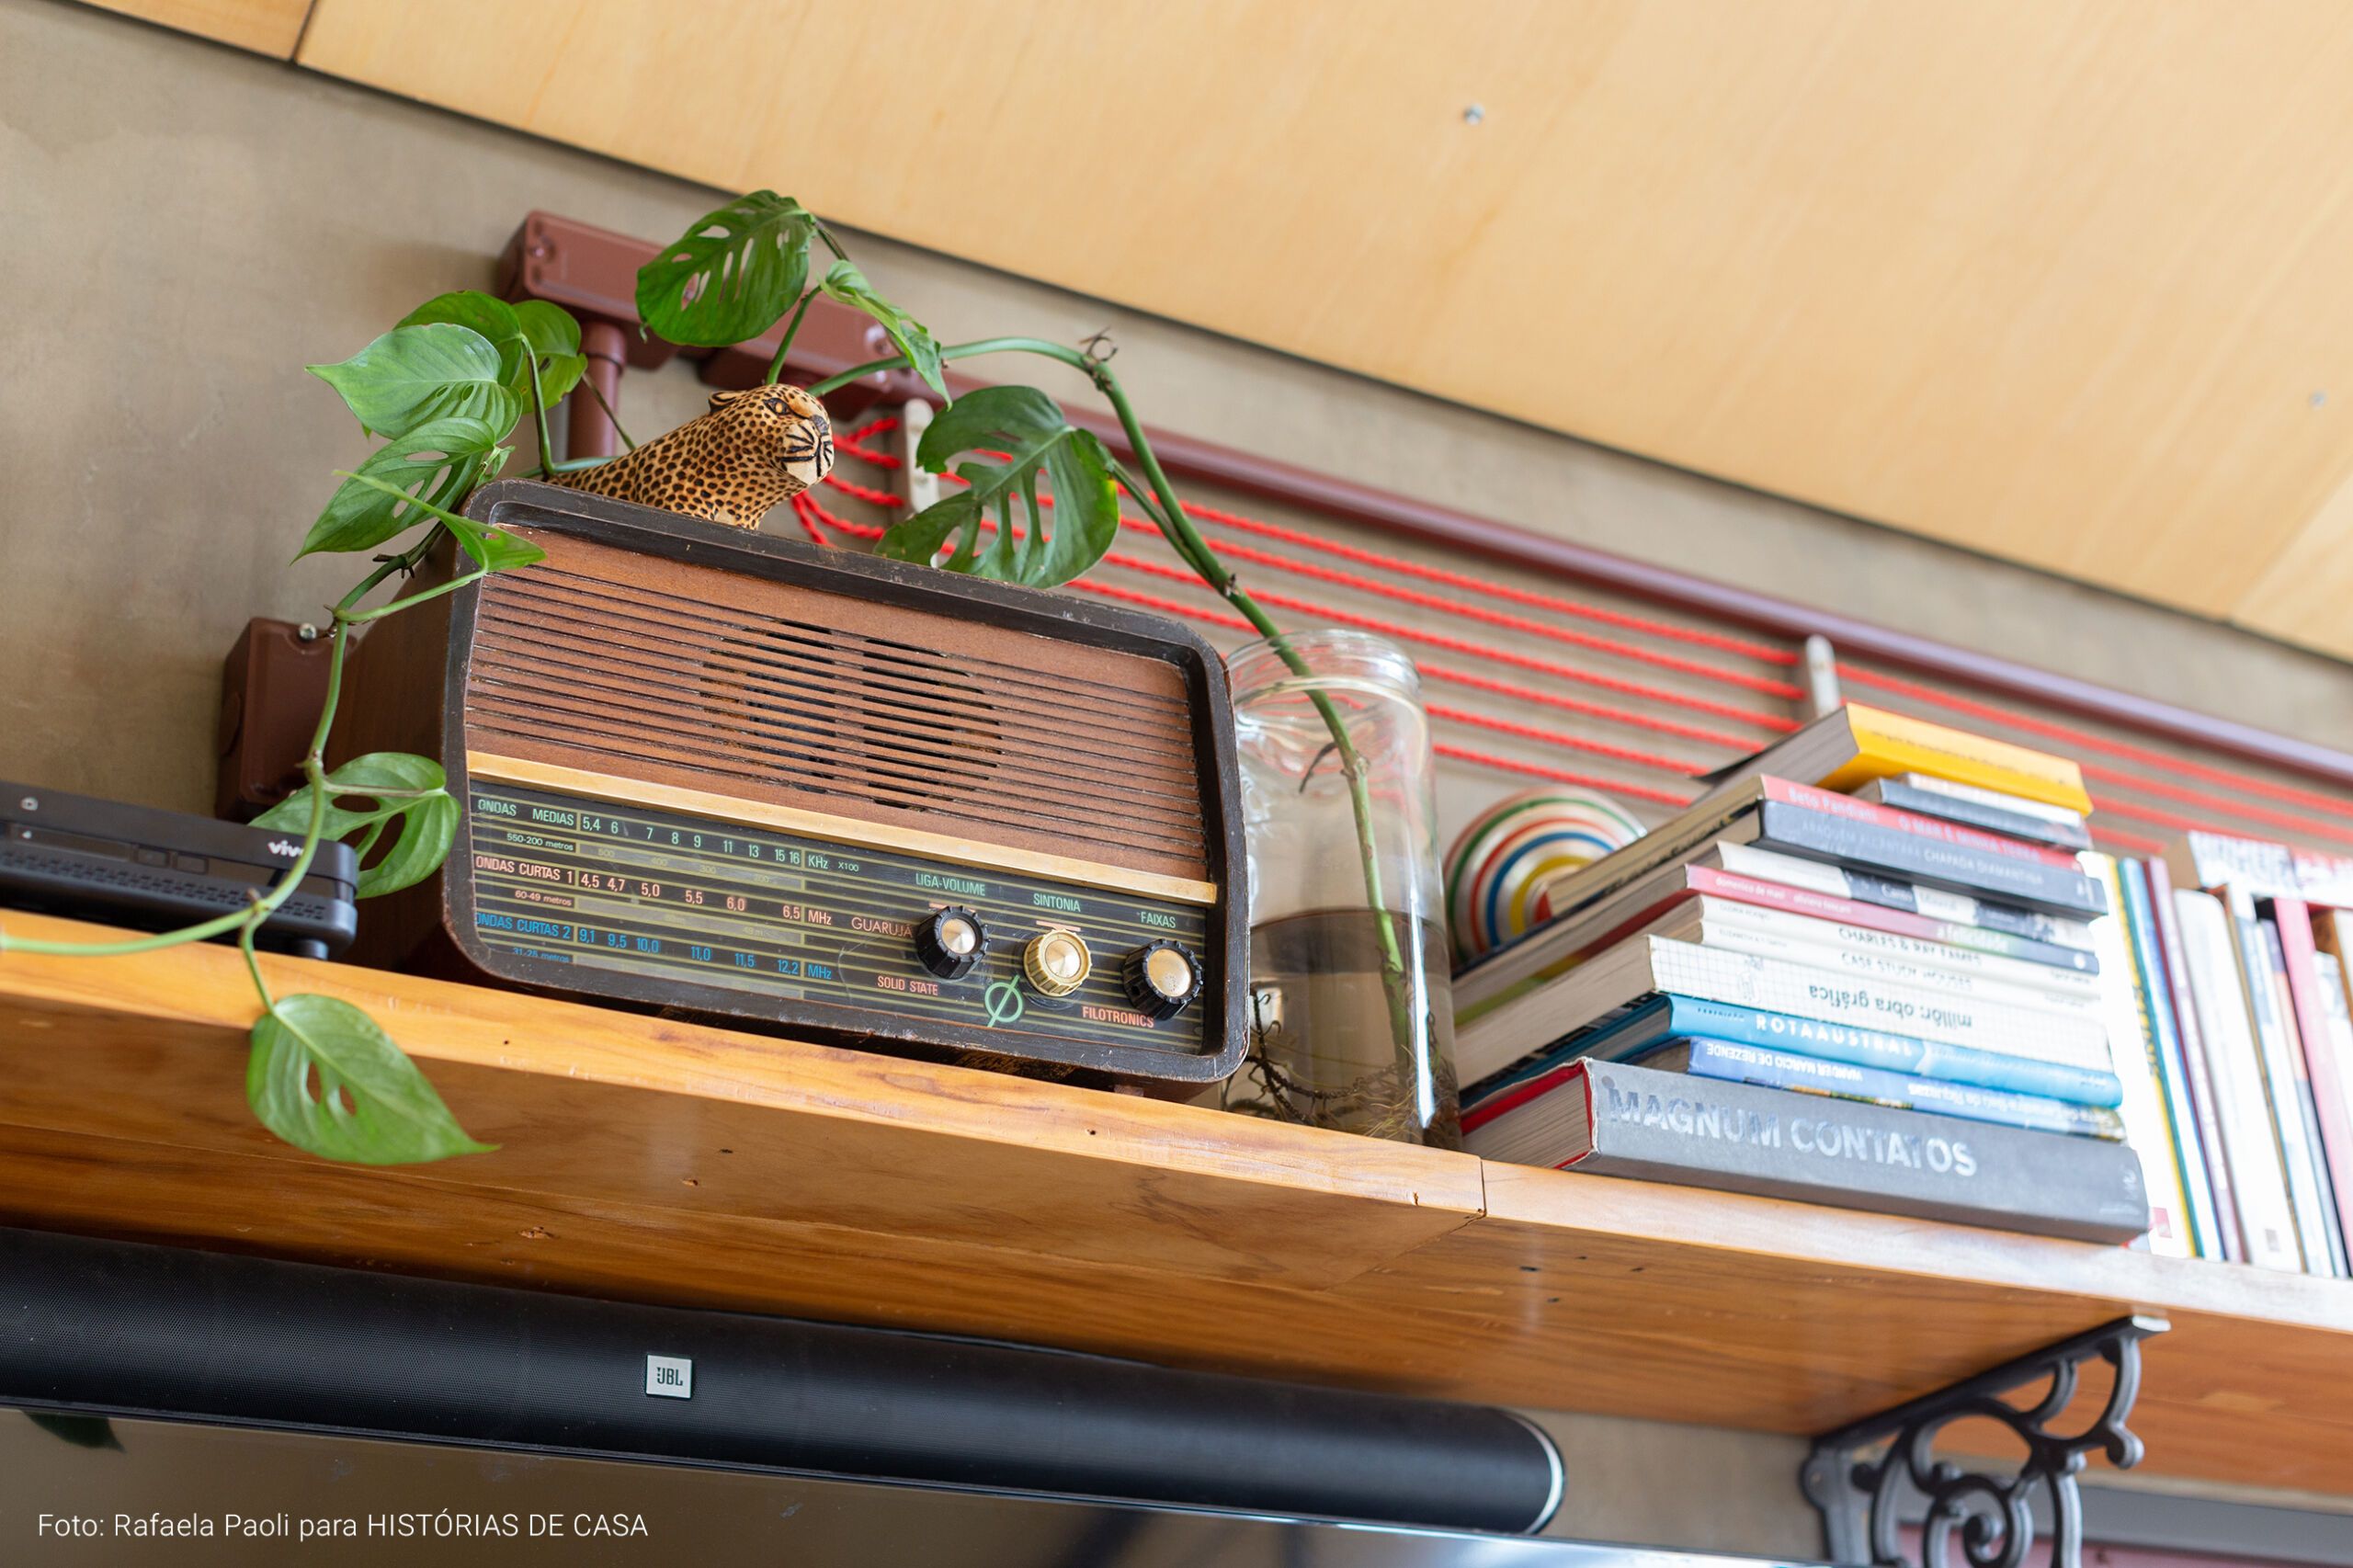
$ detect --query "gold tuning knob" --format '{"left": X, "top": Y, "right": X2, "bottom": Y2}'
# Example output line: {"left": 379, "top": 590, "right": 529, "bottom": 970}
{"left": 1022, "top": 929, "right": 1092, "bottom": 996}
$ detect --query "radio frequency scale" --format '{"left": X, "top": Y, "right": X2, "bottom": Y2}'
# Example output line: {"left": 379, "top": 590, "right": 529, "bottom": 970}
{"left": 337, "top": 483, "right": 1246, "bottom": 1092}
{"left": 463, "top": 772, "right": 1211, "bottom": 1057}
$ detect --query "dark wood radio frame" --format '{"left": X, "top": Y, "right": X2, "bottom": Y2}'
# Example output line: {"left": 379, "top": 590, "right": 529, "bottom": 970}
{"left": 336, "top": 481, "right": 1250, "bottom": 1096}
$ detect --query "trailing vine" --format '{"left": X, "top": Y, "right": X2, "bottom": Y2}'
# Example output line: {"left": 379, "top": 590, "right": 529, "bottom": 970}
{"left": 0, "top": 192, "right": 1426, "bottom": 1165}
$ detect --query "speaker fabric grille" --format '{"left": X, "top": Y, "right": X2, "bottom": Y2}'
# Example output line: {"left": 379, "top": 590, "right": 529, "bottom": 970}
{"left": 463, "top": 535, "right": 1211, "bottom": 881}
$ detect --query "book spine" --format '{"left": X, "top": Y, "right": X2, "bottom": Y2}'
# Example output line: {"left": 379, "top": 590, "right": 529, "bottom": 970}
{"left": 2174, "top": 890, "right": 2305, "bottom": 1272}
{"left": 1559, "top": 1061, "right": 2148, "bottom": 1244}
{"left": 1684, "top": 894, "right": 2103, "bottom": 1005}
{"left": 1760, "top": 776, "right": 2086, "bottom": 870}
{"left": 1670, "top": 1038, "right": 2125, "bottom": 1139}
{"left": 1689, "top": 862, "right": 2094, "bottom": 971}
{"left": 1836, "top": 704, "right": 2094, "bottom": 814}
{"left": 2143, "top": 858, "right": 2245, "bottom": 1263}
{"left": 1756, "top": 801, "right": 2106, "bottom": 919}
{"left": 1897, "top": 773, "right": 2088, "bottom": 829}
{"left": 2084, "top": 855, "right": 2194, "bottom": 1258}
{"left": 1865, "top": 778, "right": 2092, "bottom": 851}
{"left": 1644, "top": 937, "right": 2113, "bottom": 1069}
{"left": 1715, "top": 843, "right": 2097, "bottom": 955}
{"left": 1633, "top": 995, "right": 2124, "bottom": 1104}
{"left": 2119, "top": 858, "right": 2225, "bottom": 1261}
{"left": 2260, "top": 917, "right": 2347, "bottom": 1276}
{"left": 2271, "top": 897, "right": 2353, "bottom": 1268}
{"left": 2233, "top": 903, "right": 2336, "bottom": 1275}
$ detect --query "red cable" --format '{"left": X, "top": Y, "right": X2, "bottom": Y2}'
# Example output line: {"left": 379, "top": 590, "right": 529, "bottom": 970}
{"left": 1839, "top": 665, "right": 2353, "bottom": 827}
{"left": 1065, "top": 574, "right": 1748, "bottom": 750}
{"left": 843, "top": 415, "right": 899, "bottom": 443}
{"left": 1413, "top": 661, "right": 1762, "bottom": 749}
{"left": 835, "top": 435, "right": 903, "bottom": 470}
{"left": 823, "top": 473, "right": 905, "bottom": 508}
{"left": 1176, "top": 498, "right": 1800, "bottom": 665}
{"left": 789, "top": 492, "right": 830, "bottom": 547}
{"left": 1430, "top": 744, "right": 1699, "bottom": 807}
{"left": 1099, "top": 550, "right": 1797, "bottom": 733}
{"left": 1424, "top": 703, "right": 1707, "bottom": 777}
{"left": 2083, "top": 761, "right": 2353, "bottom": 847}
{"left": 2087, "top": 823, "right": 2166, "bottom": 855}
{"left": 1116, "top": 518, "right": 1800, "bottom": 699}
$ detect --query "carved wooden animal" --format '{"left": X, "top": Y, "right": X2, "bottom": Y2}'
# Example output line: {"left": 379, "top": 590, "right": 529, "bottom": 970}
{"left": 551, "top": 383, "right": 835, "bottom": 528}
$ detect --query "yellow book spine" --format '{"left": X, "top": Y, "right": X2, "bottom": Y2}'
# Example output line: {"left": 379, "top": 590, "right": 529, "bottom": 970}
{"left": 1814, "top": 704, "right": 2095, "bottom": 813}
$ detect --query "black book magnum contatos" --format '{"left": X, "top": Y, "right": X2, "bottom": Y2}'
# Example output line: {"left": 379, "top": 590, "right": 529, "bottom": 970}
{"left": 1461, "top": 1058, "right": 2150, "bottom": 1244}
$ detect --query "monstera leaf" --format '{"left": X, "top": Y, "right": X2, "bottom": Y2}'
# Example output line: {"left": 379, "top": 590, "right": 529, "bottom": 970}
{"left": 247, "top": 994, "right": 494, "bottom": 1165}
{"left": 309, "top": 323, "right": 516, "bottom": 440}
{"left": 254, "top": 752, "right": 460, "bottom": 898}
{"left": 295, "top": 416, "right": 503, "bottom": 558}
{"left": 636, "top": 190, "right": 824, "bottom": 347}
{"left": 820, "top": 259, "right": 945, "bottom": 398}
{"left": 877, "top": 386, "right": 1120, "bottom": 588}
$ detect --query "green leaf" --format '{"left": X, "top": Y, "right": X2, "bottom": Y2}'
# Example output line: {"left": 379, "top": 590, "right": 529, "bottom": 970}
{"left": 442, "top": 508, "right": 549, "bottom": 573}
{"left": 513, "top": 298, "right": 580, "bottom": 358}
{"left": 878, "top": 385, "right": 1120, "bottom": 587}
{"left": 636, "top": 190, "right": 818, "bottom": 347}
{"left": 400, "top": 290, "right": 526, "bottom": 381}
{"left": 296, "top": 415, "right": 498, "bottom": 558}
{"left": 309, "top": 323, "right": 517, "bottom": 440}
{"left": 404, "top": 292, "right": 589, "bottom": 418}
{"left": 247, "top": 994, "right": 495, "bottom": 1165}
{"left": 512, "top": 300, "right": 589, "bottom": 405}
{"left": 819, "top": 258, "right": 946, "bottom": 399}
{"left": 254, "top": 751, "right": 459, "bottom": 897}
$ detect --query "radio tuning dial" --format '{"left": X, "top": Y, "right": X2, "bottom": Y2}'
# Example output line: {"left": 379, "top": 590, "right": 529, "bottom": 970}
{"left": 915, "top": 906, "right": 988, "bottom": 980}
{"left": 1122, "top": 939, "right": 1204, "bottom": 1020}
{"left": 1022, "top": 930, "right": 1092, "bottom": 996}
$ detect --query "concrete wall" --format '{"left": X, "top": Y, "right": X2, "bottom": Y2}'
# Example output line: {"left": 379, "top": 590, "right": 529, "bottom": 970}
{"left": 7, "top": 1, "right": 2353, "bottom": 1557}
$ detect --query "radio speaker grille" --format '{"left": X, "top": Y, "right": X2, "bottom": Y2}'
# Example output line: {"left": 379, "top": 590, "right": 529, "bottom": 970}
{"left": 462, "top": 534, "right": 1211, "bottom": 881}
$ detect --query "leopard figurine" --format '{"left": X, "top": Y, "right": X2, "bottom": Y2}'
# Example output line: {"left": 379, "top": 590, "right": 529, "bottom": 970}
{"left": 549, "top": 382, "right": 835, "bottom": 528}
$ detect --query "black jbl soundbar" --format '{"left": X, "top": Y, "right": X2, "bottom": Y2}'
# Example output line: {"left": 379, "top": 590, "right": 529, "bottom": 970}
{"left": 0, "top": 1229, "right": 1562, "bottom": 1535}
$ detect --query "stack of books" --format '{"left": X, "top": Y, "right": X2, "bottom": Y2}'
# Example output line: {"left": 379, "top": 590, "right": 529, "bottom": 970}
{"left": 1453, "top": 704, "right": 2158, "bottom": 1245}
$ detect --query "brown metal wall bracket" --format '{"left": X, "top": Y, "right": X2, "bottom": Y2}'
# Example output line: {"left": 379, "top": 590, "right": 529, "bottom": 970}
{"left": 494, "top": 211, "right": 2353, "bottom": 791}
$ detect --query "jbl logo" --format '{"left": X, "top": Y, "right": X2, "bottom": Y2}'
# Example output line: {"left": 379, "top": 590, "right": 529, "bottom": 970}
{"left": 644, "top": 1355, "right": 693, "bottom": 1399}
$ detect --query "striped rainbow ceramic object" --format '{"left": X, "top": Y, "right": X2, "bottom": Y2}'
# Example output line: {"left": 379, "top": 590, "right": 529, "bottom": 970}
{"left": 1444, "top": 787, "right": 1647, "bottom": 967}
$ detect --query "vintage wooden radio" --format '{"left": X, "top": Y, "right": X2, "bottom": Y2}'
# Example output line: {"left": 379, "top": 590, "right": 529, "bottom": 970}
{"left": 338, "top": 481, "right": 1246, "bottom": 1093}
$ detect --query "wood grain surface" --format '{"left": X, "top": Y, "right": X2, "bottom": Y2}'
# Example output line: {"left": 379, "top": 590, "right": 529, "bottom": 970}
{"left": 85, "top": 0, "right": 310, "bottom": 56}
{"left": 3, "top": 911, "right": 2351, "bottom": 1492}
{"left": 281, "top": 0, "right": 2353, "bottom": 660}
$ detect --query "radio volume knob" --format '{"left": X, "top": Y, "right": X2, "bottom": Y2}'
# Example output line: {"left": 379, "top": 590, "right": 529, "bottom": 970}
{"left": 1022, "top": 930, "right": 1092, "bottom": 996}
{"left": 915, "top": 907, "right": 988, "bottom": 980}
{"left": 1122, "top": 939, "right": 1204, "bottom": 1020}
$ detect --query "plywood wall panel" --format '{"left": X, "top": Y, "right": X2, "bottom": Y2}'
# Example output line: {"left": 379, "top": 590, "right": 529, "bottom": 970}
{"left": 288, "top": 0, "right": 2353, "bottom": 657}
{"left": 85, "top": 0, "right": 311, "bottom": 56}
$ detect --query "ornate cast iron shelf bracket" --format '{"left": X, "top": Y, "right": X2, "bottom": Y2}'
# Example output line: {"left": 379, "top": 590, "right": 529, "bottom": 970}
{"left": 1802, "top": 1313, "right": 2169, "bottom": 1568}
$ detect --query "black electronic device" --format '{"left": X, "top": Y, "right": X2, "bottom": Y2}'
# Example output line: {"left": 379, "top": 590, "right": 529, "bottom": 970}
{"left": 0, "top": 781, "right": 358, "bottom": 959}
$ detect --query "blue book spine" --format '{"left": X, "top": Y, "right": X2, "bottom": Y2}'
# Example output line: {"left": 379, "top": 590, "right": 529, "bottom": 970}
{"left": 1579, "top": 994, "right": 2124, "bottom": 1107}
{"left": 2117, "top": 858, "right": 2223, "bottom": 1259}
{"left": 1659, "top": 1037, "right": 2126, "bottom": 1140}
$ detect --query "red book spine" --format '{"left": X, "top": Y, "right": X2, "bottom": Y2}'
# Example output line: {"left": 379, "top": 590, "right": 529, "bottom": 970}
{"left": 1758, "top": 776, "right": 2080, "bottom": 869}
{"left": 2273, "top": 895, "right": 2353, "bottom": 1233}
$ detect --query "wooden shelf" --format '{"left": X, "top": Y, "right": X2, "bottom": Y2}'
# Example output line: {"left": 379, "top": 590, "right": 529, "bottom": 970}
{"left": 3, "top": 911, "right": 2351, "bottom": 1493}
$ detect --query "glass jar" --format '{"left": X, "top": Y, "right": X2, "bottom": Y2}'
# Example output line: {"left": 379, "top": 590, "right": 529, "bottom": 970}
{"left": 1223, "top": 629, "right": 1460, "bottom": 1148}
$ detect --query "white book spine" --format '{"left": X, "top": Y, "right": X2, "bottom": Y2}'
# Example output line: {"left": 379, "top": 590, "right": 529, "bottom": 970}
{"left": 1683, "top": 897, "right": 2103, "bottom": 1006}
{"left": 2173, "top": 890, "right": 2304, "bottom": 1273}
{"left": 2313, "top": 953, "right": 2353, "bottom": 1223}
{"left": 2084, "top": 856, "right": 2191, "bottom": 1257}
{"left": 1713, "top": 842, "right": 2097, "bottom": 951}
{"left": 2238, "top": 910, "right": 2344, "bottom": 1278}
{"left": 1641, "top": 938, "right": 2112, "bottom": 1070}
{"left": 1898, "top": 773, "right": 2087, "bottom": 828}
